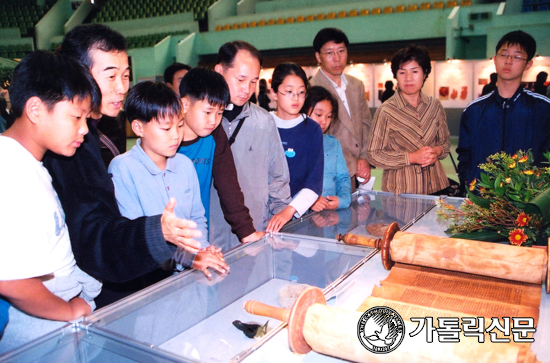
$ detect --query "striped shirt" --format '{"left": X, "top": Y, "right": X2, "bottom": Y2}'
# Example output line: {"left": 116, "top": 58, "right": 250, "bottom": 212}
{"left": 366, "top": 90, "right": 450, "bottom": 195}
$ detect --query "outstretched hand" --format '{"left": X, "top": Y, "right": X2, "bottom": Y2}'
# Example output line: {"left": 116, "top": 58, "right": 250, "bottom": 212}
{"left": 161, "top": 198, "right": 202, "bottom": 254}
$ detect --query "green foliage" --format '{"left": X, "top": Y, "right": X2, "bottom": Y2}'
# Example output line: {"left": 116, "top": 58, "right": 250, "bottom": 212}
{"left": 438, "top": 150, "right": 550, "bottom": 247}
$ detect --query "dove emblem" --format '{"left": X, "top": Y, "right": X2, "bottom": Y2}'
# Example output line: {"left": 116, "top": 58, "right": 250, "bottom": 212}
{"left": 357, "top": 306, "right": 405, "bottom": 354}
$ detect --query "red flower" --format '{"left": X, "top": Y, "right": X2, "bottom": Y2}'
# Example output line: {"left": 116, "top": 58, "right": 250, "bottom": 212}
{"left": 516, "top": 212, "right": 531, "bottom": 227}
{"left": 518, "top": 155, "right": 529, "bottom": 163}
{"left": 508, "top": 229, "right": 528, "bottom": 246}
{"left": 469, "top": 179, "right": 476, "bottom": 191}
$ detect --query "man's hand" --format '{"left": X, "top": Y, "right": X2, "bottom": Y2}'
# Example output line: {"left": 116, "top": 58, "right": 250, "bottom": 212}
{"left": 266, "top": 206, "right": 295, "bottom": 233}
{"left": 161, "top": 198, "right": 201, "bottom": 254}
{"left": 409, "top": 146, "right": 442, "bottom": 167}
{"left": 241, "top": 231, "right": 265, "bottom": 244}
{"left": 356, "top": 159, "right": 371, "bottom": 183}
{"left": 192, "top": 245, "right": 229, "bottom": 280}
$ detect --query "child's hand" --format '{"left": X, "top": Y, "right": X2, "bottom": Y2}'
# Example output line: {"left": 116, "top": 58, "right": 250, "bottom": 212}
{"left": 325, "top": 196, "right": 340, "bottom": 210}
{"left": 68, "top": 297, "right": 91, "bottom": 320}
{"left": 311, "top": 196, "right": 329, "bottom": 212}
{"left": 193, "top": 247, "right": 229, "bottom": 280}
{"left": 241, "top": 231, "right": 265, "bottom": 244}
{"left": 202, "top": 245, "right": 224, "bottom": 260}
{"left": 266, "top": 206, "right": 295, "bottom": 233}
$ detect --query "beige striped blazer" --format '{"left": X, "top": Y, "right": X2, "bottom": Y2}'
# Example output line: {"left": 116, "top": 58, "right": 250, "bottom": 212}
{"left": 366, "top": 90, "right": 450, "bottom": 195}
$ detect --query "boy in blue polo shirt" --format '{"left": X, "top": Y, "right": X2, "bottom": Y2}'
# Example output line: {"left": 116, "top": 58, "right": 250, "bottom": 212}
{"left": 109, "top": 81, "right": 228, "bottom": 280}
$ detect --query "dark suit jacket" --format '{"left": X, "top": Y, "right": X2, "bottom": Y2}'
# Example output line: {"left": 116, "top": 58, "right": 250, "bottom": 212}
{"left": 310, "top": 70, "right": 372, "bottom": 176}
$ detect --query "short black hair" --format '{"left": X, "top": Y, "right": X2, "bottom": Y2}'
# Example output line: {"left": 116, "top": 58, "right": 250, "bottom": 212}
{"left": 59, "top": 23, "right": 127, "bottom": 69}
{"left": 496, "top": 30, "right": 536, "bottom": 61}
{"left": 391, "top": 44, "right": 432, "bottom": 80}
{"left": 179, "top": 67, "right": 230, "bottom": 108}
{"left": 164, "top": 63, "right": 192, "bottom": 85}
{"left": 217, "top": 40, "right": 263, "bottom": 68}
{"left": 302, "top": 86, "right": 339, "bottom": 128}
{"left": 489, "top": 72, "right": 498, "bottom": 83}
{"left": 125, "top": 81, "right": 181, "bottom": 124}
{"left": 313, "top": 28, "right": 349, "bottom": 53}
{"left": 10, "top": 51, "right": 101, "bottom": 119}
{"left": 271, "top": 62, "right": 308, "bottom": 93}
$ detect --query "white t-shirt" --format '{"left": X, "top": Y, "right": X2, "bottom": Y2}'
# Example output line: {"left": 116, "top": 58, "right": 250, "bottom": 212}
{"left": 0, "top": 136, "right": 75, "bottom": 280}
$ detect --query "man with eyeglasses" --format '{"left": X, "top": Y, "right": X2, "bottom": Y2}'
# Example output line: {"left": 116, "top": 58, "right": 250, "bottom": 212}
{"left": 310, "top": 28, "right": 373, "bottom": 192}
{"left": 457, "top": 30, "right": 550, "bottom": 185}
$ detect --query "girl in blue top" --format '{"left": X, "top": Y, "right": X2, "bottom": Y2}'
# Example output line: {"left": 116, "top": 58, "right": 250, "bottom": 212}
{"left": 268, "top": 63, "right": 324, "bottom": 227}
{"left": 303, "top": 86, "right": 351, "bottom": 211}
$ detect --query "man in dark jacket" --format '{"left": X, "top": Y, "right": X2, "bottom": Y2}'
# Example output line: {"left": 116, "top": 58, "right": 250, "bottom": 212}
{"left": 43, "top": 24, "right": 202, "bottom": 306}
{"left": 457, "top": 30, "right": 550, "bottom": 185}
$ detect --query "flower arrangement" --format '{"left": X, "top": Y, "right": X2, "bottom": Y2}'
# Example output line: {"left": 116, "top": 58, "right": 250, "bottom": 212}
{"left": 438, "top": 150, "right": 550, "bottom": 247}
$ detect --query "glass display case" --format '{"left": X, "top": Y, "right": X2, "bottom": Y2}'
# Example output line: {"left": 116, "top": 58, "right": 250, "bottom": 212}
{"left": 83, "top": 235, "right": 376, "bottom": 363}
{"left": 2, "top": 191, "right": 548, "bottom": 363}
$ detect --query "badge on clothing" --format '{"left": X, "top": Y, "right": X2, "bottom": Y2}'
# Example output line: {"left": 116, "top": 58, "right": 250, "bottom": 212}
{"left": 285, "top": 148, "right": 296, "bottom": 158}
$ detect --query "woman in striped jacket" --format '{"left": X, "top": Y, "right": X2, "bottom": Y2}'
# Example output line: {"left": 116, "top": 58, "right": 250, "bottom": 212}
{"left": 366, "top": 45, "right": 451, "bottom": 195}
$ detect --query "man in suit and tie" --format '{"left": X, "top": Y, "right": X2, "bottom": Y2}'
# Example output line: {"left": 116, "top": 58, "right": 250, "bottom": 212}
{"left": 310, "top": 28, "right": 373, "bottom": 191}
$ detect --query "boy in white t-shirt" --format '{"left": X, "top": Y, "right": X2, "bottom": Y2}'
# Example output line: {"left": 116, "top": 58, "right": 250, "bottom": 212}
{"left": 0, "top": 51, "right": 103, "bottom": 353}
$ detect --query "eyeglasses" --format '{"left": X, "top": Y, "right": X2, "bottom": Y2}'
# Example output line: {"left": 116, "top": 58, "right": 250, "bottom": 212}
{"left": 278, "top": 90, "right": 306, "bottom": 99}
{"left": 496, "top": 52, "right": 528, "bottom": 62}
{"left": 320, "top": 48, "right": 347, "bottom": 59}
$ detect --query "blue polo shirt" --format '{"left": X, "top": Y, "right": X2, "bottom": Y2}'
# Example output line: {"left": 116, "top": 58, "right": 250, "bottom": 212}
{"left": 108, "top": 139, "right": 209, "bottom": 250}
